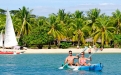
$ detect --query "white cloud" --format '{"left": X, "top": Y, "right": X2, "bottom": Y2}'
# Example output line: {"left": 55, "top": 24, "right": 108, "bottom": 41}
{"left": 32, "top": 3, "right": 121, "bottom": 17}
{"left": 1, "top": 0, "right": 121, "bottom": 17}
{"left": 99, "top": 3, "right": 115, "bottom": 5}
{"left": 79, "top": 3, "right": 93, "bottom": 5}
{"left": 32, "top": 6, "right": 58, "bottom": 17}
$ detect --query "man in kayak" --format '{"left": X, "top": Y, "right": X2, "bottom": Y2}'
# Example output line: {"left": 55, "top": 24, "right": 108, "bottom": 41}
{"left": 79, "top": 52, "right": 91, "bottom": 66}
{"left": 64, "top": 50, "right": 79, "bottom": 66}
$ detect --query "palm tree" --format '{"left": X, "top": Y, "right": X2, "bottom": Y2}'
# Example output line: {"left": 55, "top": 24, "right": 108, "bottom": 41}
{"left": 56, "top": 9, "right": 66, "bottom": 25}
{"left": 72, "top": 10, "right": 89, "bottom": 47}
{"left": 63, "top": 12, "right": 74, "bottom": 41}
{"left": 92, "top": 14, "right": 115, "bottom": 47}
{"left": 47, "top": 14, "right": 65, "bottom": 47}
{"left": 17, "top": 6, "right": 33, "bottom": 44}
{"left": 86, "top": 8, "right": 101, "bottom": 33}
{"left": 112, "top": 9, "right": 121, "bottom": 34}
{"left": 86, "top": 8, "right": 100, "bottom": 23}
{"left": 18, "top": 6, "right": 33, "bottom": 36}
{"left": 73, "top": 19, "right": 89, "bottom": 47}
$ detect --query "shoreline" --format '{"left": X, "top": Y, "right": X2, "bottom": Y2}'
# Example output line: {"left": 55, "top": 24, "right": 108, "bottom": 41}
{"left": 0, "top": 48, "right": 121, "bottom": 54}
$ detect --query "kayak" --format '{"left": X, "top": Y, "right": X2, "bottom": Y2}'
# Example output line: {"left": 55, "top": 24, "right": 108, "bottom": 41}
{"left": 74, "top": 63, "right": 103, "bottom": 71}
{"left": 59, "top": 63, "right": 103, "bottom": 71}
{"left": 58, "top": 63, "right": 76, "bottom": 70}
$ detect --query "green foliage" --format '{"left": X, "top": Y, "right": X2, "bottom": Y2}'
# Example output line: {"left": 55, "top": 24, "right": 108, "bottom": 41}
{"left": 114, "top": 34, "right": 121, "bottom": 42}
{"left": 60, "top": 42, "right": 71, "bottom": 49}
{"left": 0, "top": 14, "right": 6, "bottom": 30}
{"left": 1, "top": 7, "right": 121, "bottom": 48}
{"left": 114, "top": 34, "right": 121, "bottom": 47}
{"left": 22, "top": 25, "right": 54, "bottom": 48}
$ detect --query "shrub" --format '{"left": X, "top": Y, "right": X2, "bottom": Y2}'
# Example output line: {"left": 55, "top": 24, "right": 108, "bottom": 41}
{"left": 60, "top": 42, "right": 71, "bottom": 49}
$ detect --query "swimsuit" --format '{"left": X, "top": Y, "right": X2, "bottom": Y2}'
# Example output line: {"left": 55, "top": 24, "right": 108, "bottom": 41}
{"left": 80, "top": 58, "right": 86, "bottom": 65}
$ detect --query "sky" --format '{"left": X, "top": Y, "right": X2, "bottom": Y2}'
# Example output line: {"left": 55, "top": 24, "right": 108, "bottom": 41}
{"left": 0, "top": 0, "right": 121, "bottom": 17}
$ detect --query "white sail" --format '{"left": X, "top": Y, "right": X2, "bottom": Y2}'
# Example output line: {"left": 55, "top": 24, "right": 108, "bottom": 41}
{"left": 0, "top": 31, "right": 3, "bottom": 47}
{"left": 4, "top": 10, "right": 18, "bottom": 47}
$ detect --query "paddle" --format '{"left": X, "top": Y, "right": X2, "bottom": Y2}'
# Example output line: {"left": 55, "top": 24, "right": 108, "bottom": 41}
{"left": 76, "top": 46, "right": 88, "bottom": 55}
{"left": 76, "top": 46, "right": 88, "bottom": 58}
{"left": 88, "top": 48, "right": 98, "bottom": 58}
{"left": 88, "top": 46, "right": 103, "bottom": 61}
{"left": 82, "top": 46, "right": 88, "bottom": 53}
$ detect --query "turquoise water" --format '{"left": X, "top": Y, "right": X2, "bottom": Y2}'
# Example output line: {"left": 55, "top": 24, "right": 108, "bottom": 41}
{"left": 0, "top": 53, "right": 121, "bottom": 75}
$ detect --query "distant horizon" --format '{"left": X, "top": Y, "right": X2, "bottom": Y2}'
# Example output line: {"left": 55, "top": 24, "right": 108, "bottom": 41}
{"left": 0, "top": 0, "right": 121, "bottom": 17}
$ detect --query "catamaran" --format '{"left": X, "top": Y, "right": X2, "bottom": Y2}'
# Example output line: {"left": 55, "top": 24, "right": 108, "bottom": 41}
{"left": 0, "top": 10, "right": 24, "bottom": 54}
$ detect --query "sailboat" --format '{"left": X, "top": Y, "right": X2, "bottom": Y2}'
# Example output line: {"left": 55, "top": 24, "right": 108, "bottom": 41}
{"left": 0, "top": 31, "right": 3, "bottom": 48}
{"left": 0, "top": 10, "right": 23, "bottom": 54}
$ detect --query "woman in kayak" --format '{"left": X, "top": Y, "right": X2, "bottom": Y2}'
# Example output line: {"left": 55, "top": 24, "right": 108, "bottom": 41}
{"left": 79, "top": 52, "right": 91, "bottom": 66}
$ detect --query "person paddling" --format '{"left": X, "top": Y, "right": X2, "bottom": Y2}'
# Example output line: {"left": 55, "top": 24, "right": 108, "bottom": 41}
{"left": 64, "top": 50, "right": 79, "bottom": 66}
{"left": 78, "top": 52, "right": 91, "bottom": 66}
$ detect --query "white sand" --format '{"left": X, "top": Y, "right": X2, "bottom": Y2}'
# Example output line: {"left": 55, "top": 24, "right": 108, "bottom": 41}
{"left": 1, "top": 48, "right": 121, "bottom": 54}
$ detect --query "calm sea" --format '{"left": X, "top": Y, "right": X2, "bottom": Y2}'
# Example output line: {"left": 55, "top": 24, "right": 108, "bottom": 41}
{"left": 0, "top": 53, "right": 121, "bottom": 75}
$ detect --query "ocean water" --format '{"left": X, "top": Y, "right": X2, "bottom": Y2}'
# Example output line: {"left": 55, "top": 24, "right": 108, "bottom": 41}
{"left": 0, "top": 53, "right": 121, "bottom": 75}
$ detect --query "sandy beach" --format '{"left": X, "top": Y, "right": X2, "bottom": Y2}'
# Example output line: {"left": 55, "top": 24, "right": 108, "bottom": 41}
{"left": 1, "top": 48, "right": 121, "bottom": 54}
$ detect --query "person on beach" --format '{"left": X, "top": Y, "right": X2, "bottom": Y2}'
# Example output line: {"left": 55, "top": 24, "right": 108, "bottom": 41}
{"left": 88, "top": 46, "right": 92, "bottom": 54}
{"left": 77, "top": 45, "right": 79, "bottom": 49}
{"left": 64, "top": 50, "right": 79, "bottom": 66}
{"left": 100, "top": 46, "right": 103, "bottom": 51}
{"left": 78, "top": 52, "right": 91, "bottom": 66}
{"left": 94, "top": 45, "right": 103, "bottom": 51}
{"left": 93, "top": 45, "right": 97, "bottom": 51}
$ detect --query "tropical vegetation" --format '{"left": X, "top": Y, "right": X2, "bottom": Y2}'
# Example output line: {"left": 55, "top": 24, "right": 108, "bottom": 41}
{"left": 0, "top": 7, "right": 121, "bottom": 49}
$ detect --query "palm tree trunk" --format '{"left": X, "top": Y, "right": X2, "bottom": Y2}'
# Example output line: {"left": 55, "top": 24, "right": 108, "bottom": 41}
{"left": 57, "top": 40, "right": 61, "bottom": 48}
{"left": 77, "top": 34, "right": 81, "bottom": 49}
{"left": 18, "top": 18, "right": 25, "bottom": 43}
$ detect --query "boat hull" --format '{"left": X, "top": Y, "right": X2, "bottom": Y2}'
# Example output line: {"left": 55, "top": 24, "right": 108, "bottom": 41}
{"left": 78, "top": 63, "right": 103, "bottom": 71}
{"left": 62, "top": 64, "right": 76, "bottom": 69}
{"left": 0, "top": 51, "right": 22, "bottom": 54}
{"left": 61, "top": 63, "right": 103, "bottom": 71}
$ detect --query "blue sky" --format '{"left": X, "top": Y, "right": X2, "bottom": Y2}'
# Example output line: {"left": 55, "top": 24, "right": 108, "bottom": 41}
{"left": 0, "top": 0, "right": 121, "bottom": 17}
